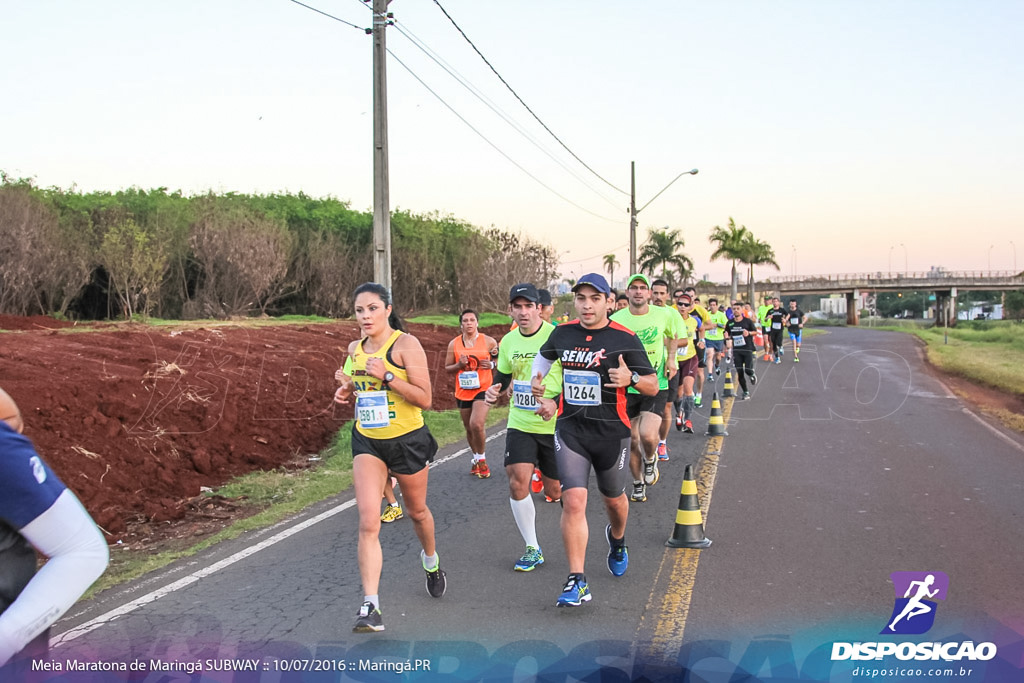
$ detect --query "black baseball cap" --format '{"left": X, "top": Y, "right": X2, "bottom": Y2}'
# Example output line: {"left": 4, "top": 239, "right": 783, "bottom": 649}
{"left": 537, "top": 289, "right": 553, "bottom": 306}
{"left": 509, "top": 283, "right": 540, "bottom": 303}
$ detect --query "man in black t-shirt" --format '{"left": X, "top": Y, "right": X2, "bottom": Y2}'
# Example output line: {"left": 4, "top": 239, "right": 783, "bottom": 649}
{"left": 785, "top": 299, "right": 807, "bottom": 362}
{"left": 766, "top": 297, "right": 786, "bottom": 365}
{"left": 725, "top": 303, "right": 758, "bottom": 399}
{"left": 531, "top": 273, "right": 657, "bottom": 608}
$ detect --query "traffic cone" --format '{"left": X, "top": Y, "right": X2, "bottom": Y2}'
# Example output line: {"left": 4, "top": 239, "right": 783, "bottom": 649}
{"left": 705, "top": 392, "right": 728, "bottom": 436}
{"left": 666, "top": 464, "right": 712, "bottom": 549}
{"left": 722, "top": 370, "right": 735, "bottom": 398}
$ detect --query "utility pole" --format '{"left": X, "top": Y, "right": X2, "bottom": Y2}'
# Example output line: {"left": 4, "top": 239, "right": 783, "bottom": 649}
{"left": 372, "top": 0, "right": 391, "bottom": 292}
{"left": 629, "top": 161, "right": 637, "bottom": 275}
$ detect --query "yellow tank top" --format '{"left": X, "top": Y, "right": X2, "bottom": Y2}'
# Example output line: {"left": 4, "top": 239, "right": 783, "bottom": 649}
{"left": 343, "top": 330, "right": 424, "bottom": 439}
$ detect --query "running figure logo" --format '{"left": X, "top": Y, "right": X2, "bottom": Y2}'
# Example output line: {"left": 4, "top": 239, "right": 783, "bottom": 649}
{"left": 881, "top": 571, "right": 949, "bottom": 635}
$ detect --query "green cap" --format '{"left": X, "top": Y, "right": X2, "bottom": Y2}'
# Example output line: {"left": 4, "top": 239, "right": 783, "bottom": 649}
{"left": 627, "top": 273, "right": 651, "bottom": 288}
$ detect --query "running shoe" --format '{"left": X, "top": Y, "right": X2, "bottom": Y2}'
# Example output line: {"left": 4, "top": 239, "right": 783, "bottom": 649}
{"left": 380, "top": 504, "right": 403, "bottom": 524}
{"left": 605, "top": 524, "right": 629, "bottom": 576}
{"left": 742, "top": 391, "right": 750, "bottom": 400}
{"left": 716, "top": 366, "right": 721, "bottom": 376}
{"left": 545, "top": 495, "right": 560, "bottom": 503}
{"left": 775, "top": 358, "right": 781, "bottom": 364}
{"left": 675, "top": 413, "right": 683, "bottom": 431}
{"left": 707, "top": 372, "right": 715, "bottom": 382}
{"left": 694, "top": 393, "right": 702, "bottom": 407}
{"left": 469, "top": 461, "right": 480, "bottom": 476}
{"left": 530, "top": 467, "right": 544, "bottom": 493}
{"left": 656, "top": 442, "right": 669, "bottom": 460}
{"left": 353, "top": 601, "right": 384, "bottom": 633}
{"left": 476, "top": 460, "right": 491, "bottom": 479}
{"left": 750, "top": 373, "right": 757, "bottom": 385}
{"left": 423, "top": 553, "right": 447, "bottom": 598}
{"left": 630, "top": 482, "right": 647, "bottom": 502}
{"left": 642, "top": 458, "right": 660, "bottom": 486}
{"left": 514, "top": 545, "right": 544, "bottom": 572}
{"left": 794, "top": 356, "right": 800, "bottom": 363}
{"left": 683, "top": 420, "right": 694, "bottom": 434}
{"left": 556, "top": 575, "right": 591, "bottom": 607}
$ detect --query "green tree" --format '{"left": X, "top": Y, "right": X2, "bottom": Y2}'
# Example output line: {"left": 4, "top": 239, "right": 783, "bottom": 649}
{"left": 603, "top": 253, "right": 619, "bottom": 288}
{"left": 1004, "top": 290, "right": 1024, "bottom": 321}
{"left": 737, "top": 233, "right": 779, "bottom": 303}
{"left": 708, "top": 217, "right": 750, "bottom": 303}
{"left": 97, "top": 219, "right": 168, "bottom": 319}
{"left": 638, "top": 228, "right": 694, "bottom": 286}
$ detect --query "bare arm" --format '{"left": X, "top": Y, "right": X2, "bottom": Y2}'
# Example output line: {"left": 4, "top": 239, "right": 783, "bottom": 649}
{"left": 389, "top": 334, "right": 433, "bottom": 410}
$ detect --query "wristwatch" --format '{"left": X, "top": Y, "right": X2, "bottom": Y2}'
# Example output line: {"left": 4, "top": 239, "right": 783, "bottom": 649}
{"left": 382, "top": 371, "right": 395, "bottom": 386}
{"left": 629, "top": 371, "right": 640, "bottom": 387}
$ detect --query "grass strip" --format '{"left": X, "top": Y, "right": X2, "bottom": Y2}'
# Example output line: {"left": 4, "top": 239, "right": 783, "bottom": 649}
{"left": 92, "top": 406, "right": 509, "bottom": 595}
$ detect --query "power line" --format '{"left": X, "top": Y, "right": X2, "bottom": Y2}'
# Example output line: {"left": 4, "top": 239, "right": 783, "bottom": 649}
{"left": 430, "top": 0, "right": 629, "bottom": 197}
{"left": 288, "top": 0, "right": 368, "bottom": 32}
{"left": 391, "top": 21, "right": 621, "bottom": 211}
{"left": 386, "top": 48, "right": 621, "bottom": 224}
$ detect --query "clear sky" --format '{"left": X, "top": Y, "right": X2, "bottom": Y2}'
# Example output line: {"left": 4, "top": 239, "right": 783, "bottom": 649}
{"left": 2, "top": 1, "right": 1021, "bottom": 284}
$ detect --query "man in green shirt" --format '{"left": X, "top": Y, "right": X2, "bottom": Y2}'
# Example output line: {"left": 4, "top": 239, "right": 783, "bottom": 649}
{"left": 704, "top": 298, "right": 728, "bottom": 379}
{"left": 610, "top": 274, "right": 679, "bottom": 502}
{"left": 485, "top": 284, "right": 563, "bottom": 572}
{"left": 758, "top": 295, "right": 774, "bottom": 361}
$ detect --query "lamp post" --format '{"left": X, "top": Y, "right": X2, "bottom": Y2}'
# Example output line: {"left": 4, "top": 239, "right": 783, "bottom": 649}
{"left": 628, "top": 165, "right": 698, "bottom": 274}
{"left": 889, "top": 246, "right": 894, "bottom": 277}
{"left": 1012, "top": 240, "right": 1017, "bottom": 272}
{"left": 988, "top": 244, "right": 994, "bottom": 274}
{"left": 899, "top": 243, "right": 907, "bottom": 274}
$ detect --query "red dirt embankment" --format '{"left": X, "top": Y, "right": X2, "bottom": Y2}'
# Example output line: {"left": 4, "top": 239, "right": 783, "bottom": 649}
{"left": 0, "top": 318, "right": 495, "bottom": 538}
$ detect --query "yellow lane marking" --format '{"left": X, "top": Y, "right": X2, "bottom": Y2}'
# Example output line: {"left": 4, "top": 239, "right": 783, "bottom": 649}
{"left": 635, "top": 395, "right": 734, "bottom": 664}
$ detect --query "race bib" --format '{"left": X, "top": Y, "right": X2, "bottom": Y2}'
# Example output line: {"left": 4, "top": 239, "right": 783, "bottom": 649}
{"left": 733, "top": 335, "right": 745, "bottom": 347}
{"left": 512, "top": 380, "right": 538, "bottom": 411}
{"left": 563, "top": 370, "right": 601, "bottom": 406}
{"left": 458, "top": 370, "right": 481, "bottom": 390}
{"left": 356, "top": 391, "right": 390, "bottom": 429}
{"left": 772, "top": 322, "right": 782, "bottom": 330}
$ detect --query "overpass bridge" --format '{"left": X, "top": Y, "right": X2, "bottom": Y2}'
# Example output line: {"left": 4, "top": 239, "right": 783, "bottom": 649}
{"left": 766, "top": 271, "right": 1023, "bottom": 325}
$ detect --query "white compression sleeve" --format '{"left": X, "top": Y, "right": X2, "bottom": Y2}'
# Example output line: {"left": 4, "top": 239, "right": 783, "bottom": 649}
{"left": 0, "top": 490, "right": 108, "bottom": 666}
{"left": 530, "top": 354, "right": 555, "bottom": 381}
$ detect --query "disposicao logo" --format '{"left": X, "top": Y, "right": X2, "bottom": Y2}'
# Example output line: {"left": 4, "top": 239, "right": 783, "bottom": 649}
{"left": 881, "top": 570, "right": 948, "bottom": 635}
{"left": 831, "top": 570, "right": 998, "bottom": 662}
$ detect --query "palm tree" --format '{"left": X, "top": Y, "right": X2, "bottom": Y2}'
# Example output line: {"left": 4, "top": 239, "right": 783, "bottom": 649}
{"left": 602, "top": 254, "right": 619, "bottom": 288}
{"left": 737, "top": 233, "right": 780, "bottom": 304}
{"left": 638, "top": 228, "right": 694, "bottom": 286}
{"left": 708, "top": 217, "right": 750, "bottom": 302}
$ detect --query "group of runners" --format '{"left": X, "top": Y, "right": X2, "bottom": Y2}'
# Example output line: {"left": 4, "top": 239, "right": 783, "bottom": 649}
{"left": 332, "top": 274, "right": 810, "bottom": 631}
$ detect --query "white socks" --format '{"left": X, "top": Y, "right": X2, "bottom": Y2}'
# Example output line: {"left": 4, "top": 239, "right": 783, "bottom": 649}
{"left": 509, "top": 495, "right": 538, "bottom": 549}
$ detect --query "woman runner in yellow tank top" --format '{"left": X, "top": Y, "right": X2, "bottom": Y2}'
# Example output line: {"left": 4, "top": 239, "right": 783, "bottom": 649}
{"left": 333, "top": 283, "right": 446, "bottom": 634}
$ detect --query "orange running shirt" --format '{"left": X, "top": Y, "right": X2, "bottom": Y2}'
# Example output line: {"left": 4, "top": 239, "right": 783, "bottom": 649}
{"left": 453, "top": 334, "right": 494, "bottom": 400}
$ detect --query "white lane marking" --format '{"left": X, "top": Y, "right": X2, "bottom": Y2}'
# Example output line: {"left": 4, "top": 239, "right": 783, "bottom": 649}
{"left": 54, "top": 428, "right": 507, "bottom": 645}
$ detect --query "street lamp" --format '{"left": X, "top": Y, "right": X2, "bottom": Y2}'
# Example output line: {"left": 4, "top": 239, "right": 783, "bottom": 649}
{"left": 1011, "top": 241, "right": 1017, "bottom": 272}
{"left": 889, "top": 246, "right": 894, "bottom": 276}
{"left": 899, "top": 243, "right": 907, "bottom": 274}
{"left": 988, "top": 244, "right": 994, "bottom": 274}
{"left": 628, "top": 164, "right": 698, "bottom": 274}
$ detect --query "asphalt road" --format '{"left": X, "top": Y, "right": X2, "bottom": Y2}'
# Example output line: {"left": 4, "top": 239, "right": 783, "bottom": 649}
{"left": 47, "top": 328, "right": 1024, "bottom": 682}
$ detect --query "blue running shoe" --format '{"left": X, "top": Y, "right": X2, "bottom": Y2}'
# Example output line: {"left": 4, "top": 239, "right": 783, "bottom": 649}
{"left": 605, "top": 524, "right": 629, "bottom": 576}
{"left": 514, "top": 546, "right": 544, "bottom": 572}
{"left": 556, "top": 574, "right": 591, "bottom": 607}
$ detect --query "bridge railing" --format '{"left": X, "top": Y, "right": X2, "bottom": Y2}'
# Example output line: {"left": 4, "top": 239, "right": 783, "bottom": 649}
{"left": 767, "top": 271, "right": 1023, "bottom": 286}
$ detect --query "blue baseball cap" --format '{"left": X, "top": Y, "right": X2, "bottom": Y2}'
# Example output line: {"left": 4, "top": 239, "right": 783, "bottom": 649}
{"left": 572, "top": 273, "right": 611, "bottom": 296}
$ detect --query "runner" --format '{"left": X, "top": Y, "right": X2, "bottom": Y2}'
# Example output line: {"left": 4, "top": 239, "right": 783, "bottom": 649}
{"left": 704, "top": 298, "right": 728, "bottom": 380}
{"left": 334, "top": 283, "right": 446, "bottom": 633}
{"left": 653, "top": 280, "right": 685, "bottom": 460}
{"left": 758, "top": 295, "right": 774, "bottom": 361}
{"left": 785, "top": 298, "right": 807, "bottom": 362}
{"left": 614, "top": 292, "right": 629, "bottom": 311}
{"left": 484, "top": 284, "right": 563, "bottom": 572}
{"left": 672, "top": 292, "right": 701, "bottom": 433}
{"left": 538, "top": 289, "right": 557, "bottom": 326}
{"left": 684, "top": 287, "right": 711, "bottom": 406}
{"left": 766, "top": 297, "right": 786, "bottom": 365}
{"left": 0, "top": 387, "right": 109, "bottom": 671}
{"left": 530, "top": 273, "right": 657, "bottom": 607}
{"left": 610, "top": 274, "right": 679, "bottom": 503}
{"left": 445, "top": 310, "right": 499, "bottom": 478}
{"left": 724, "top": 303, "right": 758, "bottom": 399}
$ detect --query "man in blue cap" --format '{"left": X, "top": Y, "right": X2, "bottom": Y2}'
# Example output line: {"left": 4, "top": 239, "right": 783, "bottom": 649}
{"left": 529, "top": 273, "right": 658, "bottom": 608}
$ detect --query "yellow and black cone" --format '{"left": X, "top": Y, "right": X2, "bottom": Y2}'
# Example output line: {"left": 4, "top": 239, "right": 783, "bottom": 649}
{"left": 666, "top": 464, "right": 712, "bottom": 548}
{"left": 722, "top": 370, "right": 736, "bottom": 398}
{"left": 705, "top": 392, "right": 728, "bottom": 436}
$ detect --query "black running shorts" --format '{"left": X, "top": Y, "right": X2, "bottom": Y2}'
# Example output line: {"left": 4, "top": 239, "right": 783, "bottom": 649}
{"left": 503, "top": 429, "right": 558, "bottom": 480}
{"left": 351, "top": 424, "right": 438, "bottom": 475}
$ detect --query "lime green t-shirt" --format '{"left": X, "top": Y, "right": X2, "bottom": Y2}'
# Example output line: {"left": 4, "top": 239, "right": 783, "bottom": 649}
{"left": 758, "top": 305, "right": 771, "bottom": 328}
{"left": 675, "top": 315, "right": 699, "bottom": 361}
{"left": 611, "top": 306, "right": 678, "bottom": 391}
{"left": 496, "top": 322, "right": 562, "bottom": 434}
{"left": 705, "top": 311, "right": 728, "bottom": 340}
